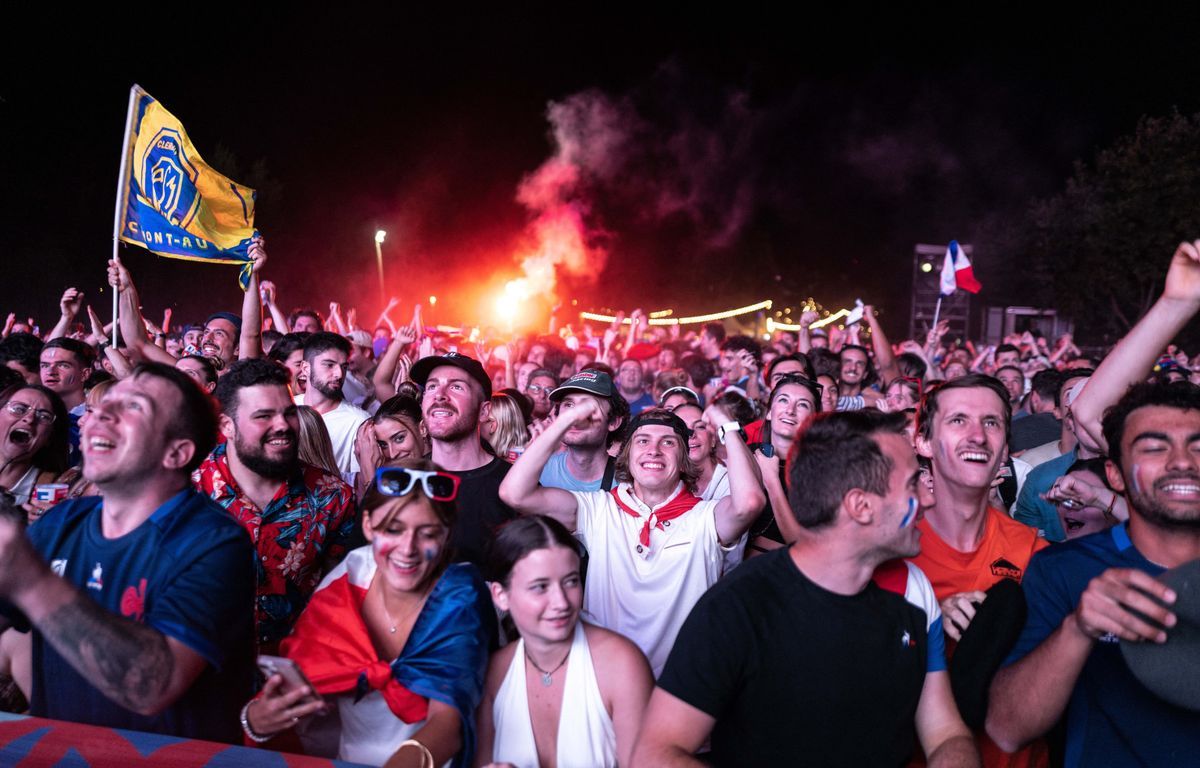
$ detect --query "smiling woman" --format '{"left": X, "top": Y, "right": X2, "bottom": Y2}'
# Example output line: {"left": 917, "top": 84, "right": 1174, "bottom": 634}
{"left": 477, "top": 515, "right": 653, "bottom": 768}
{"left": 252, "top": 459, "right": 492, "bottom": 768}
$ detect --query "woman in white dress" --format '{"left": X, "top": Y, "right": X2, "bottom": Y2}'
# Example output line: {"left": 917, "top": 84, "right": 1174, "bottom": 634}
{"left": 476, "top": 516, "right": 652, "bottom": 768}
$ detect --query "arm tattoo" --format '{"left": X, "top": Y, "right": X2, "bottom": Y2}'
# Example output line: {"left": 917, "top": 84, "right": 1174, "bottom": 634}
{"left": 39, "top": 591, "right": 174, "bottom": 714}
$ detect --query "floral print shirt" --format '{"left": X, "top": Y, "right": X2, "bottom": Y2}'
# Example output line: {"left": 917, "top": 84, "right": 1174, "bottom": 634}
{"left": 195, "top": 443, "right": 356, "bottom": 650}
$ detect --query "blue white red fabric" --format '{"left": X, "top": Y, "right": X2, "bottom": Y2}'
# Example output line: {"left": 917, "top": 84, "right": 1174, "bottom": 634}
{"left": 280, "top": 548, "right": 492, "bottom": 768}
{"left": 940, "top": 239, "right": 982, "bottom": 295}
{"left": 872, "top": 558, "right": 947, "bottom": 673}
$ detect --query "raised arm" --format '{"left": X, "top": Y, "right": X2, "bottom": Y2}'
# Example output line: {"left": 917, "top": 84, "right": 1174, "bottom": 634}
{"left": 107, "top": 260, "right": 175, "bottom": 366}
{"left": 497, "top": 403, "right": 588, "bottom": 530}
{"left": 1072, "top": 240, "right": 1200, "bottom": 451}
{"left": 238, "top": 236, "right": 267, "bottom": 360}
{"left": 375, "top": 297, "right": 400, "bottom": 335}
{"left": 864, "top": 304, "right": 900, "bottom": 386}
{"left": 707, "top": 404, "right": 766, "bottom": 546}
{"left": 259, "top": 280, "right": 290, "bottom": 334}
{"left": 373, "top": 325, "right": 417, "bottom": 402}
{"left": 47, "top": 288, "right": 85, "bottom": 341}
{"left": 328, "top": 302, "right": 347, "bottom": 335}
{"left": 796, "top": 310, "right": 819, "bottom": 354}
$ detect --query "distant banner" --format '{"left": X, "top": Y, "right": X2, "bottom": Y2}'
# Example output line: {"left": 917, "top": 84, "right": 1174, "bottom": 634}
{"left": 116, "top": 85, "right": 257, "bottom": 287}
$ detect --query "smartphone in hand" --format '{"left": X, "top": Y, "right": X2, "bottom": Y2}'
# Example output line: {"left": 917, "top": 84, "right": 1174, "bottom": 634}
{"left": 257, "top": 655, "right": 321, "bottom": 705}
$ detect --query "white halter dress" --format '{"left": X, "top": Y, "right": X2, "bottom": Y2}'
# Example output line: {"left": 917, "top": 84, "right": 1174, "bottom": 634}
{"left": 491, "top": 622, "right": 617, "bottom": 768}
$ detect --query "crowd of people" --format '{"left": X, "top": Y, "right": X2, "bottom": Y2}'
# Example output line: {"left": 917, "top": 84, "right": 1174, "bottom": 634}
{"left": 0, "top": 236, "right": 1198, "bottom": 767}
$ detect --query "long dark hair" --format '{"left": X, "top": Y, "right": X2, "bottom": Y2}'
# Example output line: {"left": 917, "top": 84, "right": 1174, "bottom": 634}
{"left": 487, "top": 515, "right": 581, "bottom": 587}
{"left": 0, "top": 383, "right": 70, "bottom": 473}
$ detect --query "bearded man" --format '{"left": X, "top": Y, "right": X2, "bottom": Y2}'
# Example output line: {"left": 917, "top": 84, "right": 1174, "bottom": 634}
{"left": 195, "top": 358, "right": 355, "bottom": 652}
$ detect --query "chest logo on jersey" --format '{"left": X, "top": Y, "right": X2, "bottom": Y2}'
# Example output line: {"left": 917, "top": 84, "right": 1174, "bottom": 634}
{"left": 50, "top": 559, "right": 68, "bottom": 577}
{"left": 990, "top": 557, "right": 1023, "bottom": 580}
{"left": 121, "top": 579, "right": 148, "bottom": 623}
{"left": 87, "top": 562, "right": 103, "bottom": 591}
{"left": 901, "top": 630, "right": 916, "bottom": 648}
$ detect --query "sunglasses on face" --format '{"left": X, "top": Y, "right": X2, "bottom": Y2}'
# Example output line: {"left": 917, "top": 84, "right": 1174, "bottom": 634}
{"left": 376, "top": 467, "right": 460, "bottom": 502}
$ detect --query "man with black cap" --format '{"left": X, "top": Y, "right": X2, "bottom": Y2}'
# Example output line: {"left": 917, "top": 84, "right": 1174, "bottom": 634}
{"left": 500, "top": 403, "right": 765, "bottom": 676}
{"left": 988, "top": 240, "right": 1200, "bottom": 764}
{"left": 410, "top": 352, "right": 516, "bottom": 567}
{"left": 538, "top": 369, "right": 630, "bottom": 493}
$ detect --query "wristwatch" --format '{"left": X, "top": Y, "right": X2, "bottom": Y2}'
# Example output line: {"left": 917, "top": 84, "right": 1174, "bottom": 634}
{"left": 718, "top": 421, "right": 742, "bottom": 445}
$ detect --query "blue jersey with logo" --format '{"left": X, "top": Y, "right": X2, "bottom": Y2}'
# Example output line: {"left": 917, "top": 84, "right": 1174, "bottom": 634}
{"left": 21, "top": 490, "right": 256, "bottom": 743}
{"left": 1003, "top": 524, "right": 1200, "bottom": 766}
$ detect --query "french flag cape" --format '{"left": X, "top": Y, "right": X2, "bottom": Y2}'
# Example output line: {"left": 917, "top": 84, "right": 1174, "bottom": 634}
{"left": 280, "top": 548, "right": 492, "bottom": 768}
{"left": 939, "top": 240, "right": 982, "bottom": 295}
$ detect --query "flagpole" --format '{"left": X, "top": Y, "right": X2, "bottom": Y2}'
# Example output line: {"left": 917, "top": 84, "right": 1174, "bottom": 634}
{"left": 931, "top": 295, "right": 944, "bottom": 335}
{"left": 111, "top": 85, "right": 140, "bottom": 346}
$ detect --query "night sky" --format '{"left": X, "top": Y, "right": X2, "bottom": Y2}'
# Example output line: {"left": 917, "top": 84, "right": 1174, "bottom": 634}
{"left": 4, "top": 9, "right": 1200, "bottom": 337}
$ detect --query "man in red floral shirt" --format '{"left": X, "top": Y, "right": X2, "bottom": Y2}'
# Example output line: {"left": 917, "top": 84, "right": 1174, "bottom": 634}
{"left": 195, "top": 358, "right": 356, "bottom": 652}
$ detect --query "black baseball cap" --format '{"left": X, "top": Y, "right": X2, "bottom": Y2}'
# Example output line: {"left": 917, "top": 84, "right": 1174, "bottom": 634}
{"left": 1120, "top": 558, "right": 1200, "bottom": 711}
{"left": 410, "top": 352, "right": 492, "bottom": 399}
{"left": 627, "top": 409, "right": 692, "bottom": 441}
{"left": 550, "top": 369, "right": 614, "bottom": 402}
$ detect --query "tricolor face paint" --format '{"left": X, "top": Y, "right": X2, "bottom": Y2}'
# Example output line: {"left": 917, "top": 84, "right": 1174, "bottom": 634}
{"left": 367, "top": 496, "right": 449, "bottom": 594}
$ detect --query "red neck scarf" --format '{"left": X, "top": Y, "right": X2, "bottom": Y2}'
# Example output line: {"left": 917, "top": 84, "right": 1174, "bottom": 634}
{"left": 610, "top": 485, "right": 702, "bottom": 549}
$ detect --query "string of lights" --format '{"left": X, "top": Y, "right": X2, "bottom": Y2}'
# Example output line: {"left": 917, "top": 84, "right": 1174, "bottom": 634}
{"left": 579, "top": 299, "right": 774, "bottom": 326}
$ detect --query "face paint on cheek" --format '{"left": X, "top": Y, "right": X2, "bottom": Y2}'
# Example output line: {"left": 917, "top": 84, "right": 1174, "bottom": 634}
{"left": 900, "top": 497, "right": 918, "bottom": 529}
{"left": 1132, "top": 464, "right": 1144, "bottom": 495}
{"left": 937, "top": 441, "right": 951, "bottom": 464}
{"left": 423, "top": 547, "right": 438, "bottom": 562}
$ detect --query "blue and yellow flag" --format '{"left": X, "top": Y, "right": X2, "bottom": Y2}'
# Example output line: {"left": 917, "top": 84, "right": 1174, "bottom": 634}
{"left": 116, "top": 85, "right": 258, "bottom": 287}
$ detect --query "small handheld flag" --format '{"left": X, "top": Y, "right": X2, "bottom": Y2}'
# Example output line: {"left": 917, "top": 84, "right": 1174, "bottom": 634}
{"left": 939, "top": 240, "right": 982, "bottom": 296}
{"left": 115, "top": 85, "right": 258, "bottom": 288}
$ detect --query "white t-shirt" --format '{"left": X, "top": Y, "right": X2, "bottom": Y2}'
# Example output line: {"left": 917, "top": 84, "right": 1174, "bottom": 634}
{"left": 699, "top": 463, "right": 730, "bottom": 501}
{"left": 571, "top": 482, "right": 733, "bottom": 677}
{"left": 296, "top": 397, "right": 368, "bottom": 481}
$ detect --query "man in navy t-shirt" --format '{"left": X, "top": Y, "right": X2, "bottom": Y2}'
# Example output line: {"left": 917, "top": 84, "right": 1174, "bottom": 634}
{"left": 0, "top": 363, "right": 255, "bottom": 743}
{"left": 988, "top": 241, "right": 1200, "bottom": 766}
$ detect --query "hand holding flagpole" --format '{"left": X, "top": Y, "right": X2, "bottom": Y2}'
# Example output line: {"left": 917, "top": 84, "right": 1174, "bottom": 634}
{"left": 111, "top": 87, "right": 140, "bottom": 347}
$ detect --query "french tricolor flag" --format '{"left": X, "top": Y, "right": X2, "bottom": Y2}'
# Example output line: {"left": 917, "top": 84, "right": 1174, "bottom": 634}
{"left": 939, "top": 240, "right": 982, "bottom": 296}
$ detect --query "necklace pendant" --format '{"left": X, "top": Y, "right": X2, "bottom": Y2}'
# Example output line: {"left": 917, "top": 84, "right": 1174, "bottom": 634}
{"left": 540, "top": 672, "right": 553, "bottom": 687}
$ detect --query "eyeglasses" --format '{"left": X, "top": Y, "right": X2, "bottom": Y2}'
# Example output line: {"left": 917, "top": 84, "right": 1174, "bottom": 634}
{"left": 526, "top": 384, "right": 550, "bottom": 395}
{"left": 5, "top": 401, "right": 55, "bottom": 425}
{"left": 376, "top": 467, "right": 460, "bottom": 502}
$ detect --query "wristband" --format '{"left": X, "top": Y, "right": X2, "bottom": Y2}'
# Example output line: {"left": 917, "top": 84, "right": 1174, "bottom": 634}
{"left": 718, "top": 421, "right": 742, "bottom": 445}
{"left": 1103, "top": 492, "right": 1119, "bottom": 523}
{"left": 240, "top": 699, "right": 275, "bottom": 743}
